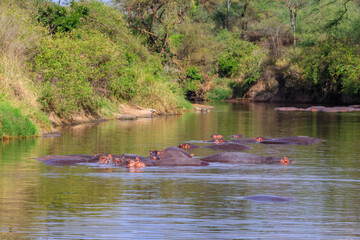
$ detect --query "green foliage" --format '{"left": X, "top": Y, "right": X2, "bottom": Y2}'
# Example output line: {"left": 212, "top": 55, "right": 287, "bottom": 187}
{"left": 216, "top": 33, "right": 262, "bottom": 83}
{"left": 34, "top": 30, "right": 110, "bottom": 116}
{"left": 218, "top": 55, "right": 238, "bottom": 78}
{"left": 205, "top": 78, "right": 233, "bottom": 101}
{"left": 298, "top": 39, "right": 360, "bottom": 96}
{"left": 0, "top": 101, "right": 37, "bottom": 139}
{"left": 37, "top": 1, "right": 89, "bottom": 35}
{"left": 182, "top": 66, "right": 203, "bottom": 94}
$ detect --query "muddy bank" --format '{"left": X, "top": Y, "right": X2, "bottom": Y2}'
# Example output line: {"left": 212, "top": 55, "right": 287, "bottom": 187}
{"left": 42, "top": 103, "right": 212, "bottom": 135}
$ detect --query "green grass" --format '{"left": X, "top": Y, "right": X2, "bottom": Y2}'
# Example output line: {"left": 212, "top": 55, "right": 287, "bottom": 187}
{"left": 0, "top": 101, "right": 38, "bottom": 139}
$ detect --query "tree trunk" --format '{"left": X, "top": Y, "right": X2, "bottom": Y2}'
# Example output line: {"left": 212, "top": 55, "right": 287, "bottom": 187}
{"left": 226, "top": 0, "right": 231, "bottom": 31}
{"left": 288, "top": 6, "right": 297, "bottom": 45}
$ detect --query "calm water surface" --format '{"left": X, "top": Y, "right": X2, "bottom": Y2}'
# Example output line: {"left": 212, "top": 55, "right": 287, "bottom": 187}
{"left": 1, "top": 102, "right": 360, "bottom": 239}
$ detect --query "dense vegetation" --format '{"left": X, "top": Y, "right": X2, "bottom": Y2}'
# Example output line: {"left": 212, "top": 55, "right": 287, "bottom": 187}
{"left": 0, "top": 0, "right": 359, "bottom": 138}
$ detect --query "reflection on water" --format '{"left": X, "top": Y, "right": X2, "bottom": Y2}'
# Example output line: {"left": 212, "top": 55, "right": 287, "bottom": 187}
{"left": 1, "top": 102, "right": 360, "bottom": 239}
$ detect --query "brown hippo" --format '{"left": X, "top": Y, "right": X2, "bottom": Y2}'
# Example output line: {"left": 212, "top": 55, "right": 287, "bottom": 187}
{"left": 259, "top": 136, "right": 323, "bottom": 145}
{"left": 36, "top": 154, "right": 99, "bottom": 165}
{"left": 274, "top": 107, "right": 303, "bottom": 111}
{"left": 148, "top": 147, "right": 193, "bottom": 160}
{"left": 204, "top": 143, "right": 250, "bottom": 151}
{"left": 211, "top": 134, "right": 224, "bottom": 139}
{"left": 148, "top": 147, "right": 209, "bottom": 166}
{"left": 231, "top": 138, "right": 258, "bottom": 144}
{"left": 304, "top": 106, "right": 358, "bottom": 112}
{"left": 228, "top": 134, "right": 244, "bottom": 138}
{"left": 178, "top": 143, "right": 201, "bottom": 150}
{"left": 114, "top": 154, "right": 154, "bottom": 167}
{"left": 243, "top": 195, "right": 295, "bottom": 202}
{"left": 200, "top": 152, "right": 294, "bottom": 164}
{"left": 203, "top": 139, "right": 228, "bottom": 144}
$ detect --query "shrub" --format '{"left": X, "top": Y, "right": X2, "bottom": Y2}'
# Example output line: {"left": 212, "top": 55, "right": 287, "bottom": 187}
{"left": 216, "top": 33, "right": 262, "bottom": 84}
{"left": 298, "top": 39, "right": 360, "bottom": 97}
{"left": 0, "top": 101, "right": 37, "bottom": 139}
{"left": 182, "top": 66, "right": 203, "bottom": 94}
{"left": 37, "top": 1, "right": 89, "bottom": 35}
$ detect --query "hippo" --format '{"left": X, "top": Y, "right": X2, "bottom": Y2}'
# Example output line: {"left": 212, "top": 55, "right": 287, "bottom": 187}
{"left": 178, "top": 143, "right": 201, "bottom": 150}
{"left": 148, "top": 147, "right": 209, "bottom": 166}
{"left": 259, "top": 136, "right": 323, "bottom": 145}
{"left": 242, "top": 195, "right": 295, "bottom": 202}
{"left": 148, "top": 147, "right": 194, "bottom": 160}
{"left": 275, "top": 106, "right": 359, "bottom": 113}
{"left": 101, "top": 154, "right": 154, "bottom": 167}
{"left": 200, "top": 152, "right": 293, "bottom": 164}
{"left": 211, "top": 134, "right": 224, "bottom": 139}
{"left": 231, "top": 138, "right": 258, "bottom": 144}
{"left": 228, "top": 134, "right": 244, "bottom": 138}
{"left": 304, "top": 106, "right": 356, "bottom": 112}
{"left": 36, "top": 154, "right": 99, "bottom": 165}
{"left": 203, "top": 139, "right": 228, "bottom": 144}
{"left": 37, "top": 153, "right": 153, "bottom": 167}
{"left": 274, "top": 107, "right": 303, "bottom": 111}
{"left": 204, "top": 143, "right": 250, "bottom": 151}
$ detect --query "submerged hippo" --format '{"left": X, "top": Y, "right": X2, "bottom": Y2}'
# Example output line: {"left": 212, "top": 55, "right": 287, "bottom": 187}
{"left": 148, "top": 147, "right": 209, "bottom": 166}
{"left": 204, "top": 143, "right": 250, "bottom": 151}
{"left": 231, "top": 138, "right": 258, "bottom": 144}
{"left": 200, "top": 152, "right": 293, "bottom": 164}
{"left": 178, "top": 143, "right": 201, "bottom": 150}
{"left": 204, "top": 139, "right": 228, "bottom": 144}
{"left": 228, "top": 134, "right": 244, "bottom": 138}
{"left": 37, "top": 153, "right": 152, "bottom": 167}
{"left": 211, "top": 134, "right": 224, "bottom": 139}
{"left": 36, "top": 154, "right": 99, "bottom": 165}
{"left": 243, "top": 195, "right": 295, "bottom": 202}
{"left": 259, "top": 136, "right": 323, "bottom": 145}
{"left": 274, "top": 107, "right": 303, "bottom": 112}
{"left": 275, "top": 106, "right": 360, "bottom": 113}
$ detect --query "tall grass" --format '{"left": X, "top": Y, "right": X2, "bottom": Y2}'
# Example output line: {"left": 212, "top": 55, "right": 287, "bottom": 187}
{"left": 0, "top": 1, "right": 52, "bottom": 135}
{"left": 0, "top": 101, "right": 38, "bottom": 139}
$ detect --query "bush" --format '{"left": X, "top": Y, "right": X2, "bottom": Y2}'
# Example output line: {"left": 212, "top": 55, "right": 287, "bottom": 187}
{"left": 0, "top": 101, "right": 37, "bottom": 139}
{"left": 205, "top": 78, "right": 233, "bottom": 100}
{"left": 181, "top": 66, "right": 203, "bottom": 97}
{"left": 37, "top": 1, "right": 89, "bottom": 35}
{"left": 216, "top": 32, "right": 263, "bottom": 91}
{"left": 33, "top": 30, "right": 114, "bottom": 116}
{"left": 298, "top": 39, "right": 360, "bottom": 97}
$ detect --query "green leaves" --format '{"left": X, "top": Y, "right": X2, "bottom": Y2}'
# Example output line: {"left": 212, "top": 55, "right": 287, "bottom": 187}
{"left": 37, "top": 1, "right": 89, "bottom": 35}
{"left": 298, "top": 39, "right": 360, "bottom": 96}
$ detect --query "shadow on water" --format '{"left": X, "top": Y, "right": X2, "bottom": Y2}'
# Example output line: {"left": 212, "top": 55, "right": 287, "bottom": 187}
{"left": 1, "top": 102, "right": 360, "bottom": 239}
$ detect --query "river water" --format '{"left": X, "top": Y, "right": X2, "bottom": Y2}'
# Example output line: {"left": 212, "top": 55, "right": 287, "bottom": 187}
{"left": 1, "top": 102, "right": 360, "bottom": 239}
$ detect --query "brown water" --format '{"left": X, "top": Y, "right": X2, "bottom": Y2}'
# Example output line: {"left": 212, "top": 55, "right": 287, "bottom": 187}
{"left": 1, "top": 102, "right": 360, "bottom": 239}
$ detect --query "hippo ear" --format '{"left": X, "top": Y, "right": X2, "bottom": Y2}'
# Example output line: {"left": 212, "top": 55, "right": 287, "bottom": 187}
{"left": 109, "top": 154, "right": 113, "bottom": 159}
{"left": 190, "top": 153, "right": 194, "bottom": 157}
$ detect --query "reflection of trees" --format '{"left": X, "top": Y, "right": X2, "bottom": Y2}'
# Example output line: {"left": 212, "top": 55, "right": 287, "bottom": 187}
{"left": 0, "top": 138, "right": 42, "bottom": 238}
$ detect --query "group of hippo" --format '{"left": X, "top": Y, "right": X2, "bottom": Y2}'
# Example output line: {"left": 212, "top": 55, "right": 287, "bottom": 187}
{"left": 37, "top": 134, "right": 323, "bottom": 168}
{"left": 275, "top": 105, "right": 360, "bottom": 112}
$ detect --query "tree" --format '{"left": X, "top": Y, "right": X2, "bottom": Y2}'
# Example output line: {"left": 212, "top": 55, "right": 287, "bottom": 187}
{"left": 275, "top": 0, "right": 306, "bottom": 45}
{"left": 113, "top": 0, "right": 190, "bottom": 55}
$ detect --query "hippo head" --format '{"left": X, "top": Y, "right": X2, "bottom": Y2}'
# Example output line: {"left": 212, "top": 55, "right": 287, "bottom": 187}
{"left": 280, "top": 157, "right": 294, "bottom": 165}
{"left": 178, "top": 144, "right": 191, "bottom": 150}
{"left": 98, "top": 153, "right": 114, "bottom": 164}
{"left": 211, "top": 134, "right": 223, "bottom": 140}
{"left": 148, "top": 150, "right": 164, "bottom": 160}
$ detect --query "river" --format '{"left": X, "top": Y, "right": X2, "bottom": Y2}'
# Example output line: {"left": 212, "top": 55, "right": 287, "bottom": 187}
{"left": 1, "top": 102, "right": 360, "bottom": 239}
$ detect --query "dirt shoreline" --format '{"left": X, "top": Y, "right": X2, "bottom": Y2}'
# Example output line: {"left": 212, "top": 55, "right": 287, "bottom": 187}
{"left": 42, "top": 103, "right": 214, "bottom": 135}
